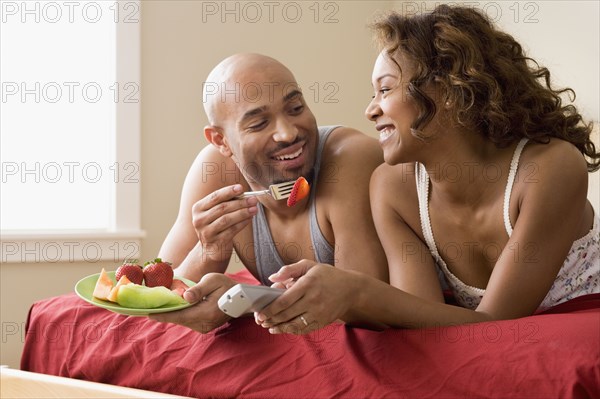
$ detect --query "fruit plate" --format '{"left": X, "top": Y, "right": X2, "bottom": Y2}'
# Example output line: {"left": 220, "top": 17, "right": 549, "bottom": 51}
{"left": 74, "top": 271, "right": 196, "bottom": 316}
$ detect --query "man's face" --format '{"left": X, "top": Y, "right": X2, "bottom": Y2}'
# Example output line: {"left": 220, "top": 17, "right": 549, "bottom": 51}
{"left": 219, "top": 70, "right": 319, "bottom": 189}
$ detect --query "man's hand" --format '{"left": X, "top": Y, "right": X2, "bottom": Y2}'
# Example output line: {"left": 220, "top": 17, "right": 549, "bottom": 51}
{"left": 254, "top": 260, "right": 360, "bottom": 335}
{"left": 149, "top": 273, "right": 237, "bottom": 333}
{"left": 192, "top": 184, "right": 258, "bottom": 265}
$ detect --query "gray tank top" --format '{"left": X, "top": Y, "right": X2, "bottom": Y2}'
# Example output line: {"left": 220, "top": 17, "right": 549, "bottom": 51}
{"left": 252, "top": 125, "right": 338, "bottom": 285}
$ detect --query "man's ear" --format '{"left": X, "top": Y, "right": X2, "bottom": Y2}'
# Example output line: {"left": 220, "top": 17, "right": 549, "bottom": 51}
{"left": 204, "top": 125, "right": 233, "bottom": 157}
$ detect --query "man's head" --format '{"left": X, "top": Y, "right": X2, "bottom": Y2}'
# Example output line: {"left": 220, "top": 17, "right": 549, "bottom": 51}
{"left": 203, "top": 53, "right": 319, "bottom": 189}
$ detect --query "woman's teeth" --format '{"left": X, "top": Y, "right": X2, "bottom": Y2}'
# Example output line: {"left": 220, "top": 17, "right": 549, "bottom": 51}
{"left": 274, "top": 146, "right": 303, "bottom": 161}
{"left": 380, "top": 126, "right": 394, "bottom": 141}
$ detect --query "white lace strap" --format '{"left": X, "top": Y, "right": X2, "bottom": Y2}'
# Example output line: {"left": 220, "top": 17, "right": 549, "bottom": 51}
{"left": 503, "top": 138, "right": 529, "bottom": 237}
{"left": 415, "top": 163, "right": 441, "bottom": 262}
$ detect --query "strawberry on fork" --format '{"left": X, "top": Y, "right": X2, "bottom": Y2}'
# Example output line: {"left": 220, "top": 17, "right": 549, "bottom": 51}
{"left": 236, "top": 177, "right": 310, "bottom": 205}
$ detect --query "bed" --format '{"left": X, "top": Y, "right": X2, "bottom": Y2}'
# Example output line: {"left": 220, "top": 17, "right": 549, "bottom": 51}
{"left": 0, "top": 366, "right": 189, "bottom": 398}
{"left": 21, "top": 271, "right": 599, "bottom": 398}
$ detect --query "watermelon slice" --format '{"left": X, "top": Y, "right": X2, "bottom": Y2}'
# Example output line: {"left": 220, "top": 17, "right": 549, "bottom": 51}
{"left": 287, "top": 176, "right": 310, "bottom": 207}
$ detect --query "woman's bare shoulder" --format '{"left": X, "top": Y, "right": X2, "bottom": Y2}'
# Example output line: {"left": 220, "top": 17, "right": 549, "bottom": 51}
{"left": 517, "top": 138, "right": 588, "bottom": 191}
{"left": 371, "top": 162, "right": 421, "bottom": 227}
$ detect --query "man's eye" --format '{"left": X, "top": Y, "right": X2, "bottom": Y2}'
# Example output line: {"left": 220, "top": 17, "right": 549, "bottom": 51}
{"left": 248, "top": 120, "right": 268, "bottom": 131}
{"left": 289, "top": 105, "right": 304, "bottom": 115}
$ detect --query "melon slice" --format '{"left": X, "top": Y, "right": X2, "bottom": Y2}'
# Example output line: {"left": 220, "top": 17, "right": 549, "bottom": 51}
{"left": 92, "top": 268, "right": 114, "bottom": 301}
{"left": 107, "top": 275, "right": 133, "bottom": 303}
{"left": 117, "top": 284, "right": 187, "bottom": 308}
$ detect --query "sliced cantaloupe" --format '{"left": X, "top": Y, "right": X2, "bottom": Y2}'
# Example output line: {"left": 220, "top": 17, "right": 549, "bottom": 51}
{"left": 92, "top": 268, "right": 114, "bottom": 301}
{"left": 107, "top": 275, "right": 133, "bottom": 303}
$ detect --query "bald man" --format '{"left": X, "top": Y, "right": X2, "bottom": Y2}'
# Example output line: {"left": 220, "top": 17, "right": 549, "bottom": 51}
{"left": 152, "top": 54, "right": 387, "bottom": 333}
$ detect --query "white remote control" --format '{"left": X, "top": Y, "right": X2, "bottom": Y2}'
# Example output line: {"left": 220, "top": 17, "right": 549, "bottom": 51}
{"left": 218, "top": 284, "right": 285, "bottom": 317}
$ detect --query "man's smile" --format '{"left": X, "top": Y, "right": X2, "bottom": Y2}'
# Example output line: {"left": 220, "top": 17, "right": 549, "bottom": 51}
{"left": 270, "top": 140, "right": 305, "bottom": 162}
{"left": 273, "top": 146, "right": 303, "bottom": 161}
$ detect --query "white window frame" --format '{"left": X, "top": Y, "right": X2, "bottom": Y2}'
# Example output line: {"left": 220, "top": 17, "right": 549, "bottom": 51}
{"left": 1, "top": 1, "right": 145, "bottom": 263}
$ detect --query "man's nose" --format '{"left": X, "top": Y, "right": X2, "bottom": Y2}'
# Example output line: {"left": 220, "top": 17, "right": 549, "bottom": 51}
{"left": 272, "top": 119, "right": 299, "bottom": 142}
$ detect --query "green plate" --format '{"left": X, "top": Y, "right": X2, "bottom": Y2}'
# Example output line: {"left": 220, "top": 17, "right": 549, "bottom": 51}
{"left": 74, "top": 271, "right": 196, "bottom": 316}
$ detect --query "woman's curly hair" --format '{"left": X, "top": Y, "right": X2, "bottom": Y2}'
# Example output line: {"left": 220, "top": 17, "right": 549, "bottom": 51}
{"left": 371, "top": 4, "right": 599, "bottom": 172}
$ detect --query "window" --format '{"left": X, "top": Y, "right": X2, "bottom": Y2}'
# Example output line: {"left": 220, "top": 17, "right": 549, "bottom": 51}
{"left": 1, "top": 0, "right": 144, "bottom": 263}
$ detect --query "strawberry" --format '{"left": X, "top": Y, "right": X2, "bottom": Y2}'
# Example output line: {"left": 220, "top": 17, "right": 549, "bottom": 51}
{"left": 143, "top": 258, "right": 174, "bottom": 288}
{"left": 115, "top": 260, "right": 144, "bottom": 285}
{"left": 287, "top": 176, "right": 310, "bottom": 207}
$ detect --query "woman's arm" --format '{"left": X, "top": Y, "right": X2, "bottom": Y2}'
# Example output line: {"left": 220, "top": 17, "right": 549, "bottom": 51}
{"left": 349, "top": 141, "right": 589, "bottom": 327}
{"left": 259, "top": 140, "right": 591, "bottom": 333}
{"left": 475, "top": 139, "right": 590, "bottom": 319}
{"left": 369, "top": 163, "right": 444, "bottom": 302}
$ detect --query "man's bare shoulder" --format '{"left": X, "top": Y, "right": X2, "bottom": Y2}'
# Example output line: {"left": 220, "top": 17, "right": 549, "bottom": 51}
{"left": 188, "top": 144, "right": 244, "bottom": 188}
{"left": 322, "top": 126, "right": 382, "bottom": 160}
{"left": 316, "top": 127, "right": 383, "bottom": 193}
{"left": 319, "top": 126, "right": 383, "bottom": 183}
{"left": 313, "top": 127, "right": 382, "bottom": 230}
{"left": 194, "top": 144, "right": 232, "bottom": 167}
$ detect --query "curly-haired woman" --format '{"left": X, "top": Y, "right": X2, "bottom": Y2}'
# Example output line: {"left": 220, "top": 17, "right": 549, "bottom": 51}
{"left": 255, "top": 4, "right": 599, "bottom": 333}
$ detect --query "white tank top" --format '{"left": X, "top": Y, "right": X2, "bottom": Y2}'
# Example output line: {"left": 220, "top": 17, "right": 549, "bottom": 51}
{"left": 415, "top": 138, "right": 600, "bottom": 310}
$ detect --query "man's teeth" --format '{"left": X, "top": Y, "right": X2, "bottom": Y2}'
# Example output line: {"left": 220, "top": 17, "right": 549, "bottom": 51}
{"left": 380, "top": 126, "right": 394, "bottom": 141}
{"left": 274, "top": 146, "right": 303, "bottom": 161}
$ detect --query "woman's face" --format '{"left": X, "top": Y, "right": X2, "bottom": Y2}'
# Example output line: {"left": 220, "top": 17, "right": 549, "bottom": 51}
{"left": 365, "top": 51, "right": 428, "bottom": 165}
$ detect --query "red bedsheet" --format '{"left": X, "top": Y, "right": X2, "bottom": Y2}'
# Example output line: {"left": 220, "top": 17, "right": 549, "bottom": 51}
{"left": 21, "top": 272, "right": 599, "bottom": 398}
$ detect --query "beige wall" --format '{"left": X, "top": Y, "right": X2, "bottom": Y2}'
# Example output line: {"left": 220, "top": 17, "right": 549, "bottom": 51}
{"left": 2, "top": 0, "right": 598, "bottom": 369}
{"left": 0, "top": 0, "right": 393, "bottom": 369}
{"left": 140, "top": 0, "right": 393, "bottom": 267}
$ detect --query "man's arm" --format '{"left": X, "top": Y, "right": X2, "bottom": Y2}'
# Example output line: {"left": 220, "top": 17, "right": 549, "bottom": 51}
{"left": 152, "top": 146, "right": 258, "bottom": 333}
{"left": 158, "top": 145, "right": 251, "bottom": 282}
{"left": 322, "top": 127, "right": 389, "bottom": 281}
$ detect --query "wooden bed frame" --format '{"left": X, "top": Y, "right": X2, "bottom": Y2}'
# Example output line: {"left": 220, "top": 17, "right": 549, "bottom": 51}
{"left": 0, "top": 366, "right": 190, "bottom": 398}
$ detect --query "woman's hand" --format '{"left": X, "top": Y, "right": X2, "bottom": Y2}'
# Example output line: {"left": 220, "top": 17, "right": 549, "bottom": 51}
{"left": 255, "top": 260, "right": 360, "bottom": 334}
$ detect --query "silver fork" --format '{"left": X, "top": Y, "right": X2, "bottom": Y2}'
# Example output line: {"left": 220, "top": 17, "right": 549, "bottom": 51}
{"left": 236, "top": 180, "right": 296, "bottom": 200}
